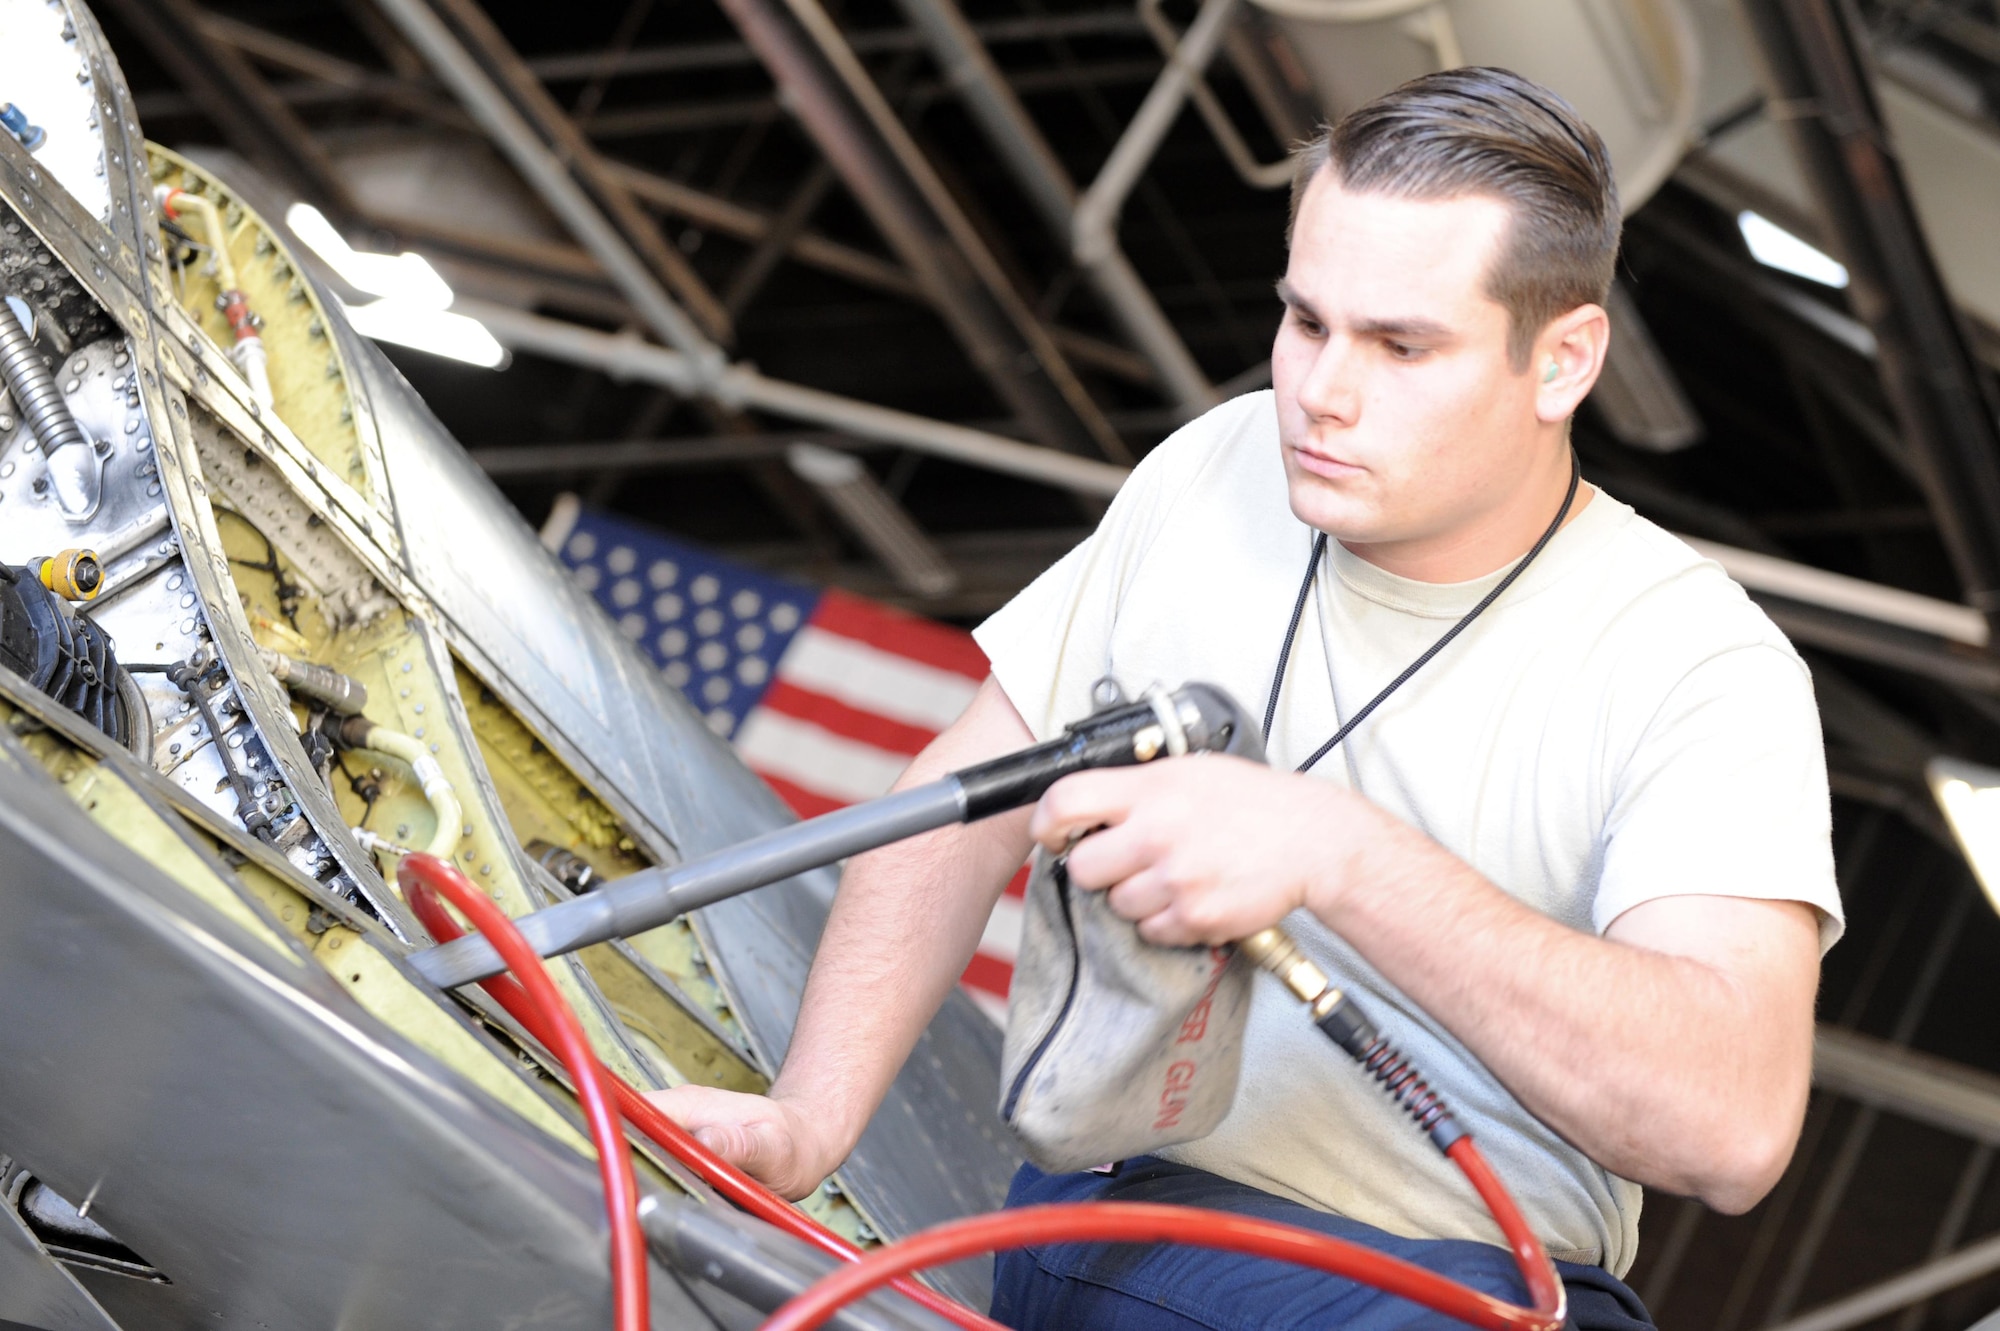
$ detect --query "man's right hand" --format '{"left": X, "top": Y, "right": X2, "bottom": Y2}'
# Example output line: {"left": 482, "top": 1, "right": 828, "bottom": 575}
{"left": 645, "top": 1085, "right": 841, "bottom": 1202}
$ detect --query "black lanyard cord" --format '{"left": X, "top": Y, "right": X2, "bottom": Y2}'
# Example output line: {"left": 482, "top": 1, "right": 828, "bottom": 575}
{"left": 1264, "top": 452, "right": 1582, "bottom": 774}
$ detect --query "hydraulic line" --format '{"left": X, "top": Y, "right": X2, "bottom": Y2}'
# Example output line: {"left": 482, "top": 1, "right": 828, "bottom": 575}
{"left": 158, "top": 186, "right": 273, "bottom": 409}
{"left": 257, "top": 647, "right": 369, "bottom": 716}
{"left": 401, "top": 872, "right": 1006, "bottom": 1331}
{"left": 400, "top": 855, "right": 649, "bottom": 1331}
{"left": 0, "top": 294, "right": 99, "bottom": 520}
{"left": 168, "top": 660, "right": 272, "bottom": 838}
{"left": 334, "top": 715, "right": 460, "bottom": 861}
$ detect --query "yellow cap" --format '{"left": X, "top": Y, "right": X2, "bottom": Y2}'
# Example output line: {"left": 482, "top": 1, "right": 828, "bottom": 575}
{"left": 39, "top": 548, "right": 104, "bottom": 601}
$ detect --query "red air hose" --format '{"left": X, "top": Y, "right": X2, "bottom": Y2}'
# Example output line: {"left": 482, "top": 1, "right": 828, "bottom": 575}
{"left": 400, "top": 860, "right": 1560, "bottom": 1331}
{"left": 759, "top": 1183, "right": 1565, "bottom": 1331}
{"left": 401, "top": 863, "right": 1006, "bottom": 1331}
{"left": 399, "top": 856, "right": 651, "bottom": 1331}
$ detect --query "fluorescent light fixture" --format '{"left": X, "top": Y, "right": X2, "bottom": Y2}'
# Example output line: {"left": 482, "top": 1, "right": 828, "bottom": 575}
{"left": 1738, "top": 211, "right": 1849, "bottom": 289}
{"left": 283, "top": 202, "right": 504, "bottom": 368}
{"left": 1926, "top": 757, "right": 2000, "bottom": 915}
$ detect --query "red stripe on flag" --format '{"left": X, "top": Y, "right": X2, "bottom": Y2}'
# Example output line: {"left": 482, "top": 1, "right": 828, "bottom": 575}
{"left": 752, "top": 770, "right": 849, "bottom": 820}
{"left": 811, "top": 589, "right": 990, "bottom": 681}
{"left": 759, "top": 679, "right": 934, "bottom": 757}
{"left": 960, "top": 951, "right": 1015, "bottom": 998}
{"left": 1003, "top": 865, "right": 1029, "bottom": 899}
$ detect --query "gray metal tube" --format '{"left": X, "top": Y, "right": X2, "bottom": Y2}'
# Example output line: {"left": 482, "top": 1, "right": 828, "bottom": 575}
{"left": 1072, "top": 0, "right": 1242, "bottom": 269}
{"left": 410, "top": 778, "right": 969, "bottom": 989}
{"left": 0, "top": 300, "right": 98, "bottom": 519}
{"left": 638, "top": 1194, "right": 952, "bottom": 1331}
{"left": 889, "top": 0, "right": 1216, "bottom": 414}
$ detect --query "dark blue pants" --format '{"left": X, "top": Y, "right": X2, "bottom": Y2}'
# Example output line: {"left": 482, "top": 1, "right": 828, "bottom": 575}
{"left": 990, "top": 1159, "right": 1654, "bottom": 1331}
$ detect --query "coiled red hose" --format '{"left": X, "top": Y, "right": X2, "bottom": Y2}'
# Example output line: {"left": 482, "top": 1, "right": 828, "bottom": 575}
{"left": 399, "top": 855, "right": 650, "bottom": 1331}
{"left": 400, "top": 861, "right": 1005, "bottom": 1331}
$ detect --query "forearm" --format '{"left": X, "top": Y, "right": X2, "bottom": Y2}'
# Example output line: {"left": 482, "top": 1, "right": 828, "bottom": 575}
{"left": 1313, "top": 813, "right": 1817, "bottom": 1210}
{"left": 772, "top": 793, "right": 1029, "bottom": 1153}
{"left": 769, "top": 677, "right": 1036, "bottom": 1165}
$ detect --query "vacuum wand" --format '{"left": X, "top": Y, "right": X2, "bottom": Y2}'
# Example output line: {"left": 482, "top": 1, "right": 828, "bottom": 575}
{"left": 408, "top": 682, "right": 1253, "bottom": 990}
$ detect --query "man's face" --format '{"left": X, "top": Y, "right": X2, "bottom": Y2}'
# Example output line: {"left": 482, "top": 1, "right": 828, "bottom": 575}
{"left": 1272, "top": 173, "right": 1547, "bottom": 553}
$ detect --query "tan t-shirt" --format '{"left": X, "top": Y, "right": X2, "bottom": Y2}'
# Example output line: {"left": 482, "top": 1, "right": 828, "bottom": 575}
{"left": 974, "top": 390, "right": 1842, "bottom": 1276}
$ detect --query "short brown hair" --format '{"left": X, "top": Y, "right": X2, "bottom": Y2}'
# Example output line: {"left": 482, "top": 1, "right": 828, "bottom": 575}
{"left": 1289, "top": 67, "right": 1621, "bottom": 369}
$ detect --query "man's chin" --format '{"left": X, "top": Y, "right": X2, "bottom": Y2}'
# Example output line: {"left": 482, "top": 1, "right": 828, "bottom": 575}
{"left": 1284, "top": 480, "right": 1384, "bottom": 542}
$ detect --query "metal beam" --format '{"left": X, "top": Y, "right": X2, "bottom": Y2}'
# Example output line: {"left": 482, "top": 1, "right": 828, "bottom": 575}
{"left": 456, "top": 299, "right": 1130, "bottom": 496}
{"left": 1814, "top": 1024, "right": 2000, "bottom": 1145}
{"left": 888, "top": 0, "right": 1216, "bottom": 413}
{"left": 714, "top": 0, "right": 1134, "bottom": 462}
{"left": 524, "top": 10, "right": 1151, "bottom": 83}
{"left": 787, "top": 443, "right": 959, "bottom": 596}
{"left": 471, "top": 431, "right": 858, "bottom": 476}
{"left": 370, "top": 0, "right": 732, "bottom": 355}
{"left": 1741, "top": 0, "right": 2000, "bottom": 638}
{"left": 1760, "top": 1232, "right": 2000, "bottom": 1331}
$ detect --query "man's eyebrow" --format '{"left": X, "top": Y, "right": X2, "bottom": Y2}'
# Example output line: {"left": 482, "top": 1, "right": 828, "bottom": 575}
{"left": 1352, "top": 316, "right": 1454, "bottom": 341}
{"left": 1274, "top": 283, "right": 1453, "bottom": 341}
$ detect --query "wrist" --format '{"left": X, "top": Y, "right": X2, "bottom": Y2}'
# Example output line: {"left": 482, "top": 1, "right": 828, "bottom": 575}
{"left": 768, "top": 1080, "right": 861, "bottom": 1174}
{"left": 1300, "top": 789, "right": 1390, "bottom": 927}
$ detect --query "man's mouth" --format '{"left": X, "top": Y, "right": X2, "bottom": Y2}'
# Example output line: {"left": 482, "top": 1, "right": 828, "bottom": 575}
{"left": 1289, "top": 443, "right": 1364, "bottom": 481}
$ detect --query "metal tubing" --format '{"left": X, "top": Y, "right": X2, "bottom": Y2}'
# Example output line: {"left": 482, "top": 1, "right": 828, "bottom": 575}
{"left": 0, "top": 300, "right": 97, "bottom": 520}
{"left": 889, "top": 0, "right": 1216, "bottom": 412}
{"left": 1072, "top": 0, "right": 1242, "bottom": 269}
{"left": 455, "top": 298, "right": 1132, "bottom": 496}
{"left": 369, "top": 0, "right": 728, "bottom": 373}
{"left": 1740, "top": 0, "right": 2000, "bottom": 639}
{"left": 410, "top": 779, "right": 970, "bottom": 989}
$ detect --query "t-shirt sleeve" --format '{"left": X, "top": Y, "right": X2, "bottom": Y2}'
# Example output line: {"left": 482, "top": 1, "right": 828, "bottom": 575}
{"left": 973, "top": 396, "right": 1255, "bottom": 740}
{"left": 1594, "top": 644, "right": 1844, "bottom": 952}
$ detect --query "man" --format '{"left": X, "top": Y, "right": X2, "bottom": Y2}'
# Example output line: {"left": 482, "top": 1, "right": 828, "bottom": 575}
{"left": 654, "top": 68, "right": 1841, "bottom": 1329}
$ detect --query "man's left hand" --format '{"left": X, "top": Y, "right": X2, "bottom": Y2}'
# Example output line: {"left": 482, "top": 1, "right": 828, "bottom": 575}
{"left": 1030, "top": 756, "right": 1385, "bottom": 945}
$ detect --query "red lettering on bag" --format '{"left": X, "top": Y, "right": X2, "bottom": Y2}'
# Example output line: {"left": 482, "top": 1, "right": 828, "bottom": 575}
{"left": 1153, "top": 1059, "right": 1198, "bottom": 1131}
{"left": 1175, "top": 948, "right": 1231, "bottom": 1046}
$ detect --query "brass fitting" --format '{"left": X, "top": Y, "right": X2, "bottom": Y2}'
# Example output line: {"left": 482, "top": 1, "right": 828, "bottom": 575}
{"left": 1239, "top": 926, "right": 1330, "bottom": 1005}
{"left": 39, "top": 548, "right": 103, "bottom": 601}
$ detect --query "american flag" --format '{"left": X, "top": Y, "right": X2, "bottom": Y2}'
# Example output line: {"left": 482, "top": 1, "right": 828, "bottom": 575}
{"left": 558, "top": 508, "right": 1023, "bottom": 1023}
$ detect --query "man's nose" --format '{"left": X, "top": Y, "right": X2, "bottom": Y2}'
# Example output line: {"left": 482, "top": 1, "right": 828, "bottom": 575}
{"left": 1295, "top": 338, "right": 1360, "bottom": 425}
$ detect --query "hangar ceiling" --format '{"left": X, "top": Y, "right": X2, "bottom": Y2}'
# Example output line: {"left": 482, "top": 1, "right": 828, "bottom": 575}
{"left": 87, "top": 0, "right": 2000, "bottom": 1326}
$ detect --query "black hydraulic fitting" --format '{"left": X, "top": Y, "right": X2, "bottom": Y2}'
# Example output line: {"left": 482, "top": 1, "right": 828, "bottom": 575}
{"left": 528, "top": 839, "right": 599, "bottom": 894}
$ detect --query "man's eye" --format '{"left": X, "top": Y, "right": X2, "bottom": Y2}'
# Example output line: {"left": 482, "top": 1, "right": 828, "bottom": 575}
{"left": 1289, "top": 310, "right": 1325, "bottom": 337}
{"left": 1386, "top": 342, "right": 1426, "bottom": 361}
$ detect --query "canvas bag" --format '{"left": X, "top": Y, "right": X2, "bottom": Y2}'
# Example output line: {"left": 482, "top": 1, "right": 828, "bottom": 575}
{"left": 998, "top": 685, "right": 1262, "bottom": 1173}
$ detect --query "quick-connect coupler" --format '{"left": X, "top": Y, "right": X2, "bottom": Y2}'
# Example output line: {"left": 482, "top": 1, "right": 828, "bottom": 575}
{"left": 1238, "top": 926, "right": 1464, "bottom": 1153}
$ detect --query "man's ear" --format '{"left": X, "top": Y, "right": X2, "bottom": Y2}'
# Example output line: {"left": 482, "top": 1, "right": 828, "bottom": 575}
{"left": 1533, "top": 303, "right": 1611, "bottom": 424}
